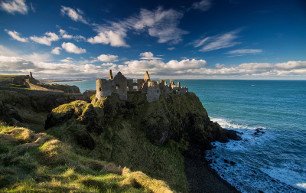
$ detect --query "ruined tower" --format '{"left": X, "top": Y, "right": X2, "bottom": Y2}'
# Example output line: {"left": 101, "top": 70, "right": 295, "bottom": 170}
{"left": 144, "top": 71, "right": 150, "bottom": 82}
{"left": 96, "top": 79, "right": 112, "bottom": 100}
{"left": 113, "top": 72, "right": 128, "bottom": 100}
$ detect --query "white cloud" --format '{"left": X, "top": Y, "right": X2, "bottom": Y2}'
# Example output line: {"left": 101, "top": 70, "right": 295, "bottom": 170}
{"left": 168, "top": 47, "right": 175, "bottom": 51}
{"left": 227, "top": 49, "right": 263, "bottom": 56}
{"left": 88, "top": 30, "right": 128, "bottom": 47}
{"left": 5, "top": 30, "right": 28, "bottom": 42}
{"left": 61, "top": 42, "right": 86, "bottom": 54}
{"left": 0, "top": 0, "right": 28, "bottom": 14}
{"left": 61, "top": 6, "right": 88, "bottom": 24}
{"left": 194, "top": 30, "right": 240, "bottom": 52}
{"left": 61, "top": 57, "right": 73, "bottom": 63}
{"left": 1, "top": 45, "right": 306, "bottom": 79}
{"left": 132, "top": 8, "right": 187, "bottom": 44}
{"left": 59, "top": 29, "right": 85, "bottom": 41}
{"left": 97, "top": 54, "right": 118, "bottom": 62}
{"left": 51, "top": 47, "right": 61, "bottom": 55}
{"left": 192, "top": 0, "right": 212, "bottom": 11}
{"left": 88, "top": 7, "right": 187, "bottom": 47}
{"left": 139, "top": 52, "right": 161, "bottom": 60}
{"left": 30, "top": 32, "right": 59, "bottom": 46}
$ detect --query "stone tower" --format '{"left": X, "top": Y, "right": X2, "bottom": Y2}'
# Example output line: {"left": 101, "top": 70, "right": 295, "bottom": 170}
{"left": 113, "top": 72, "right": 128, "bottom": 100}
{"left": 144, "top": 71, "right": 150, "bottom": 82}
{"left": 96, "top": 79, "right": 112, "bottom": 100}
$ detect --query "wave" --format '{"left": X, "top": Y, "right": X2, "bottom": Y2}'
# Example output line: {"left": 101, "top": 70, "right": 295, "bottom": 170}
{"left": 206, "top": 117, "right": 305, "bottom": 193}
{"left": 261, "top": 165, "right": 306, "bottom": 192}
{"left": 210, "top": 117, "right": 274, "bottom": 151}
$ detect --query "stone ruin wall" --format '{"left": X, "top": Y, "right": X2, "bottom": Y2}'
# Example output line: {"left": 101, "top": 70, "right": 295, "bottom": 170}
{"left": 96, "top": 71, "right": 188, "bottom": 102}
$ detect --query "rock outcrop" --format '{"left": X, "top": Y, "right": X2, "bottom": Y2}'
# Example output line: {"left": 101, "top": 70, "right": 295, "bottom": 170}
{"left": 45, "top": 92, "right": 240, "bottom": 152}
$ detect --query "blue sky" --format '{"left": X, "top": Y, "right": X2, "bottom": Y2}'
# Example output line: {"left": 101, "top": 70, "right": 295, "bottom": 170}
{"left": 0, "top": 0, "right": 306, "bottom": 79}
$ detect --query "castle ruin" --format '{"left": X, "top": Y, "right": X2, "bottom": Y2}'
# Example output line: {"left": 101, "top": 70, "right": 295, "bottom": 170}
{"left": 96, "top": 70, "right": 188, "bottom": 102}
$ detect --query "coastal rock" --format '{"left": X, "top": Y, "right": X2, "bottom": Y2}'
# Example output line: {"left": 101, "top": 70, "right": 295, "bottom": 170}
{"left": 253, "top": 128, "right": 265, "bottom": 136}
{"left": 223, "top": 159, "right": 236, "bottom": 166}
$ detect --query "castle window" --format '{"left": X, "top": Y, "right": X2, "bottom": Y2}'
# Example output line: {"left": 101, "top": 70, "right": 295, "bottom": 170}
{"left": 133, "top": 86, "right": 138, "bottom": 90}
{"left": 99, "top": 88, "right": 102, "bottom": 91}
{"left": 116, "top": 85, "right": 119, "bottom": 90}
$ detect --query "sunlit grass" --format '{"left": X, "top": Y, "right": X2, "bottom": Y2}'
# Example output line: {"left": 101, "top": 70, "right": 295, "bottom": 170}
{"left": 0, "top": 124, "right": 173, "bottom": 192}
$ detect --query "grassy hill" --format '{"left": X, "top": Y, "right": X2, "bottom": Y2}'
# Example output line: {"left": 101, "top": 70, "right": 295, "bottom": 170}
{"left": 0, "top": 123, "right": 173, "bottom": 193}
{"left": 0, "top": 85, "right": 239, "bottom": 192}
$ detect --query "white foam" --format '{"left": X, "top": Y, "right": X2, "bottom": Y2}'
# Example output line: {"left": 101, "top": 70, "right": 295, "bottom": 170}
{"left": 210, "top": 117, "right": 274, "bottom": 151}
{"left": 211, "top": 117, "right": 250, "bottom": 129}
{"left": 206, "top": 117, "right": 305, "bottom": 193}
{"left": 261, "top": 166, "right": 306, "bottom": 192}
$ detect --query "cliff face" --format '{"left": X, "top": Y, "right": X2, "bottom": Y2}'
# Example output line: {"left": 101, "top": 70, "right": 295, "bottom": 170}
{"left": 44, "top": 92, "right": 240, "bottom": 192}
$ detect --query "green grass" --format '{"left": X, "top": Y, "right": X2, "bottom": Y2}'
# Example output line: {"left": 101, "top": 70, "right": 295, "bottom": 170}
{"left": 0, "top": 124, "right": 173, "bottom": 193}
{"left": 0, "top": 90, "right": 210, "bottom": 193}
{"left": 46, "top": 98, "right": 189, "bottom": 192}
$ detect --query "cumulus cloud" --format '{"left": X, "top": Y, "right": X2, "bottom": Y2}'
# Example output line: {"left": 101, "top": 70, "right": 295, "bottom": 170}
{"left": 61, "top": 6, "right": 88, "bottom": 24}
{"left": 192, "top": 0, "right": 212, "bottom": 11}
{"left": 1, "top": 45, "right": 306, "bottom": 79}
{"left": 88, "top": 7, "right": 187, "bottom": 47}
{"left": 30, "top": 32, "right": 59, "bottom": 46}
{"left": 0, "top": 0, "right": 28, "bottom": 14}
{"left": 132, "top": 8, "right": 187, "bottom": 44}
{"left": 97, "top": 54, "right": 118, "bottom": 62}
{"left": 5, "top": 29, "right": 28, "bottom": 42}
{"left": 51, "top": 47, "right": 61, "bottom": 55}
{"left": 61, "top": 42, "right": 86, "bottom": 54}
{"left": 111, "top": 52, "right": 206, "bottom": 77}
{"left": 227, "top": 49, "right": 263, "bottom": 56}
{"left": 59, "top": 29, "right": 86, "bottom": 41}
{"left": 139, "top": 52, "right": 161, "bottom": 60}
{"left": 60, "top": 57, "right": 74, "bottom": 63}
{"left": 88, "top": 30, "right": 128, "bottom": 47}
{"left": 194, "top": 30, "right": 240, "bottom": 52}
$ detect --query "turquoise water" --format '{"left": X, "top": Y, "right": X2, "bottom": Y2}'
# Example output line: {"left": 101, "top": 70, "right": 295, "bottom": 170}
{"left": 59, "top": 79, "right": 306, "bottom": 193}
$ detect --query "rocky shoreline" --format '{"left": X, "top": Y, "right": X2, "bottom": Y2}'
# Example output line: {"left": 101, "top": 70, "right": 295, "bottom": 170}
{"left": 184, "top": 145, "right": 239, "bottom": 193}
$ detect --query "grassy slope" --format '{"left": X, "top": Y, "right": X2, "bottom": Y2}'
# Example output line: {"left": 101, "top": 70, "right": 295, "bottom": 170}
{"left": 47, "top": 98, "right": 188, "bottom": 192}
{"left": 0, "top": 88, "right": 212, "bottom": 193}
{"left": 0, "top": 123, "right": 173, "bottom": 193}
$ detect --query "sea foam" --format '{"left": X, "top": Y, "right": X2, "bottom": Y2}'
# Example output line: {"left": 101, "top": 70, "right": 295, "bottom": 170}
{"left": 206, "top": 117, "right": 305, "bottom": 193}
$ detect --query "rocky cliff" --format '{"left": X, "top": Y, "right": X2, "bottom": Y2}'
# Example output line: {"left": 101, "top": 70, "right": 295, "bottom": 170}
{"left": 44, "top": 91, "right": 240, "bottom": 192}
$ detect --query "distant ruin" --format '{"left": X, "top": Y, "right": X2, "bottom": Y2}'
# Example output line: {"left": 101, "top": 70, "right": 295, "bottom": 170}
{"left": 0, "top": 72, "right": 80, "bottom": 94}
{"left": 96, "top": 70, "right": 188, "bottom": 102}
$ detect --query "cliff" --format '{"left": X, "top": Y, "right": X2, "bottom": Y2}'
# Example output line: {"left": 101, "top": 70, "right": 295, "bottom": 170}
{"left": 43, "top": 92, "right": 240, "bottom": 192}
{"left": 0, "top": 86, "right": 240, "bottom": 192}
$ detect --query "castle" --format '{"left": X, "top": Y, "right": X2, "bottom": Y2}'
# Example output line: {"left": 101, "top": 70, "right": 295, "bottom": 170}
{"left": 96, "top": 70, "right": 188, "bottom": 102}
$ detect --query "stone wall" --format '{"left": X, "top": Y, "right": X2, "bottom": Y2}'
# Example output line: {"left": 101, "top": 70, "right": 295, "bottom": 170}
{"left": 146, "top": 81, "right": 161, "bottom": 102}
{"left": 96, "top": 79, "right": 112, "bottom": 100}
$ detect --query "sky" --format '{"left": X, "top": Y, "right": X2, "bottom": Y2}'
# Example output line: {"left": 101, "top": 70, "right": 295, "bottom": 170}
{"left": 0, "top": 0, "right": 306, "bottom": 79}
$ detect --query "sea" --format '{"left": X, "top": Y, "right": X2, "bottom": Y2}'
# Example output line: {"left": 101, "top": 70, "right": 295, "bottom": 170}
{"left": 58, "top": 79, "right": 306, "bottom": 193}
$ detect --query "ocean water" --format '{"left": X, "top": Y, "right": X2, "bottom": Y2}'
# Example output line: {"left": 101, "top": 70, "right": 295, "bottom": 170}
{"left": 59, "top": 79, "right": 306, "bottom": 193}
